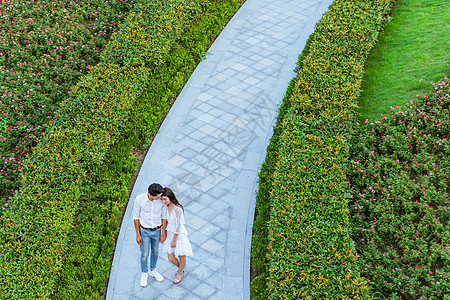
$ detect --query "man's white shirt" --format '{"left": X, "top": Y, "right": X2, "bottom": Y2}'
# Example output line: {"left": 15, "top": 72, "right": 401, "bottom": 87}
{"left": 133, "top": 193, "right": 167, "bottom": 228}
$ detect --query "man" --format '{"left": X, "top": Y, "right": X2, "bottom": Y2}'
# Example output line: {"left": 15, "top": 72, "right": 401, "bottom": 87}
{"left": 133, "top": 183, "right": 167, "bottom": 286}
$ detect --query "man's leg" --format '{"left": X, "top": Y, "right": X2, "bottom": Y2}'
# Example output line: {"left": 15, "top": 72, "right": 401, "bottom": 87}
{"left": 148, "top": 228, "right": 164, "bottom": 281}
{"left": 149, "top": 228, "right": 160, "bottom": 270}
{"left": 139, "top": 229, "right": 151, "bottom": 273}
{"left": 139, "top": 229, "right": 151, "bottom": 287}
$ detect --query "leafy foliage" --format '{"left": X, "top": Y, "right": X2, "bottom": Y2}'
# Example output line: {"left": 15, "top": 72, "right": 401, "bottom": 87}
{"left": 349, "top": 79, "right": 450, "bottom": 299}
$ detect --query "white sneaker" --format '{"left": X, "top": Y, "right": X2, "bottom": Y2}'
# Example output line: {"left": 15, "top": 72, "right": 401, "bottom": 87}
{"left": 140, "top": 272, "right": 148, "bottom": 287}
{"left": 149, "top": 269, "right": 164, "bottom": 282}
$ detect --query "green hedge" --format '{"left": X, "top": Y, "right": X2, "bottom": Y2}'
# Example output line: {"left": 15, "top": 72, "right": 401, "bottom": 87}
{"left": 0, "top": 0, "right": 244, "bottom": 298}
{"left": 251, "top": 0, "right": 397, "bottom": 298}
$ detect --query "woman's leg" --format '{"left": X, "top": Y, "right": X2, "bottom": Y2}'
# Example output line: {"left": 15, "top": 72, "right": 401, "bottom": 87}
{"left": 173, "top": 256, "right": 186, "bottom": 283}
{"left": 177, "top": 255, "right": 186, "bottom": 273}
{"left": 168, "top": 253, "right": 179, "bottom": 267}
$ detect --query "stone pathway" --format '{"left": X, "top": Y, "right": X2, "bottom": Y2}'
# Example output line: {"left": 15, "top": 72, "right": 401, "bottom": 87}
{"left": 106, "top": 0, "right": 332, "bottom": 299}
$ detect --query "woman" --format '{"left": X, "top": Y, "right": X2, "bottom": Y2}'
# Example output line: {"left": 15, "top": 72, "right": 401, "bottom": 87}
{"left": 161, "top": 187, "right": 193, "bottom": 283}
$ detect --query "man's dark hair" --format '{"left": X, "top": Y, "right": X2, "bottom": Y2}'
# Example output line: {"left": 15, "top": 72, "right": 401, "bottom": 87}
{"left": 148, "top": 183, "right": 164, "bottom": 196}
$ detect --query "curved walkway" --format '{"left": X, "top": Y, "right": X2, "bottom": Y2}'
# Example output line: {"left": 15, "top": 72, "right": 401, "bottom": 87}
{"left": 106, "top": 0, "right": 332, "bottom": 299}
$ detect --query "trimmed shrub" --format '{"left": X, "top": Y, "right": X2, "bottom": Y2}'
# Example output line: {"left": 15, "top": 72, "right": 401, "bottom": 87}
{"left": 251, "top": 0, "right": 397, "bottom": 298}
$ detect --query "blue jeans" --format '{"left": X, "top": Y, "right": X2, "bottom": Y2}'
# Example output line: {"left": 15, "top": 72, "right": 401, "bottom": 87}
{"left": 139, "top": 227, "right": 161, "bottom": 272}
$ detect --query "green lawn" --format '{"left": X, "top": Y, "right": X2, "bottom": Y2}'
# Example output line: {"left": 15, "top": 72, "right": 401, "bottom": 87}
{"left": 357, "top": 0, "right": 449, "bottom": 121}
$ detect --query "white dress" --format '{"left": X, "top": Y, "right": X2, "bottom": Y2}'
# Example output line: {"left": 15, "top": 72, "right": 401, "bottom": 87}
{"left": 162, "top": 205, "right": 193, "bottom": 256}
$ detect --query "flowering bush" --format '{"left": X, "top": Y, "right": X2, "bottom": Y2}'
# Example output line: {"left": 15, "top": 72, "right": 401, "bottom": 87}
{"left": 0, "top": 0, "right": 136, "bottom": 201}
{"left": 349, "top": 78, "right": 450, "bottom": 299}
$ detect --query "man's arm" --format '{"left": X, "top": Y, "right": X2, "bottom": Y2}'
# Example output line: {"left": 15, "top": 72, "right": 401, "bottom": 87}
{"left": 133, "top": 195, "right": 142, "bottom": 245}
{"left": 134, "top": 219, "right": 142, "bottom": 245}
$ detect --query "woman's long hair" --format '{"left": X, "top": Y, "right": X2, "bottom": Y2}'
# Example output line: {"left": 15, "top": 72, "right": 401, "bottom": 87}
{"left": 162, "top": 187, "right": 184, "bottom": 211}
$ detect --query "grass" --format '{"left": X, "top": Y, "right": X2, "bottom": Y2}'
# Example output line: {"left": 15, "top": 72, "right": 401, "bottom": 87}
{"left": 357, "top": 0, "right": 449, "bottom": 121}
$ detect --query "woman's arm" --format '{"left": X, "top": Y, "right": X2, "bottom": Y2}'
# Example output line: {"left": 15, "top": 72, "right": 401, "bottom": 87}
{"left": 171, "top": 232, "right": 179, "bottom": 248}
{"left": 160, "top": 204, "right": 168, "bottom": 243}
{"left": 171, "top": 207, "right": 183, "bottom": 247}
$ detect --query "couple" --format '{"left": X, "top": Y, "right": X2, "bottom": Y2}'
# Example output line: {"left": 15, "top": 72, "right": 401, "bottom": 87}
{"left": 133, "top": 183, "right": 193, "bottom": 287}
